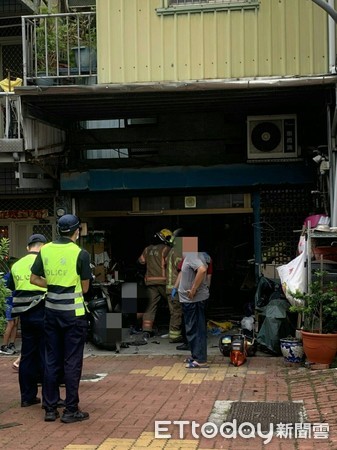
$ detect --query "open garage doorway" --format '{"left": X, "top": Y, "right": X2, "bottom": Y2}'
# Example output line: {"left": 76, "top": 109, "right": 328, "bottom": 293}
{"left": 81, "top": 213, "right": 255, "bottom": 324}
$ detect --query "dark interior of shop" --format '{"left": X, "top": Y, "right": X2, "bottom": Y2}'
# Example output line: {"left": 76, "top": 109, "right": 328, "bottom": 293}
{"left": 84, "top": 213, "right": 255, "bottom": 329}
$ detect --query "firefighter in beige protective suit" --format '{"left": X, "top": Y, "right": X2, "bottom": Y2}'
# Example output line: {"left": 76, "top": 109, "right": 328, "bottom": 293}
{"left": 138, "top": 229, "right": 172, "bottom": 335}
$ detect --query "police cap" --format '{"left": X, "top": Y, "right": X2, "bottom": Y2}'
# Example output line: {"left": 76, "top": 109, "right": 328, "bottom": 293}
{"left": 27, "top": 234, "right": 47, "bottom": 246}
{"left": 57, "top": 214, "right": 80, "bottom": 233}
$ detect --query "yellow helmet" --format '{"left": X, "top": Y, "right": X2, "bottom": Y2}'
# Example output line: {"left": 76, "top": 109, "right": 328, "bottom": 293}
{"left": 156, "top": 228, "right": 173, "bottom": 244}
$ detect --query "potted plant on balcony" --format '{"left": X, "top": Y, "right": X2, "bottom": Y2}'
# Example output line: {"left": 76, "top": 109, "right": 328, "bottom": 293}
{"left": 289, "top": 269, "right": 337, "bottom": 366}
{"left": 34, "top": 9, "right": 69, "bottom": 85}
{"left": 69, "top": 12, "right": 97, "bottom": 73}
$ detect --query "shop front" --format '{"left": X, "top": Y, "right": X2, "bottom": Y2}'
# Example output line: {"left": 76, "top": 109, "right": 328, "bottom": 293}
{"left": 61, "top": 162, "right": 315, "bottom": 327}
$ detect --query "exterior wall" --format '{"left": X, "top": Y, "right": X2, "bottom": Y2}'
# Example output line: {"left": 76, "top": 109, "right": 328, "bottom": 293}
{"left": 97, "top": 0, "right": 330, "bottom": 83}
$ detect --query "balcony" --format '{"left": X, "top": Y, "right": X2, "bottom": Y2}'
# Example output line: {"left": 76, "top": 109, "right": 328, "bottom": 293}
{"left": 22, "top": 11, "right": 97, "bottom": 86}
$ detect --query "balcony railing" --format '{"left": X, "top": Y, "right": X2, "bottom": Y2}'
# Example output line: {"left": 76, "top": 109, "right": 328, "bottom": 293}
{"left": 22, "top": 11, "right": 97, "bottom": 86}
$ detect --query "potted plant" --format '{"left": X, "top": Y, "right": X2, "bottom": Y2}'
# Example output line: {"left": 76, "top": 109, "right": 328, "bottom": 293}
{"left": 69, "top": 12, "right": 97, "bottom": 73}
{"left": 289, "top": 269, "right": 337, "bottom": 365}
{"left": 34, "top": 7, "right": 69, "bottom": 84}
{"left": 279, "top": 336, "right": 304, "bottom": 364}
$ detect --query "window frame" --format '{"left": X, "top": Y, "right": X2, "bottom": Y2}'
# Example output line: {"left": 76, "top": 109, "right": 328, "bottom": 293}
{"left": 156, "top": 0, "right": 260, "bottom": 16}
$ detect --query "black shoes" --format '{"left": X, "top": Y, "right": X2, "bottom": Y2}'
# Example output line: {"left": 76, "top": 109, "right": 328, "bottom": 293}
{"left": 61, "top": 409, "right": 89, "bottom": 423}
{"left": 176, "top": 343, "right": 190, "bottom": 351}
{"left": 21, "top": 397, "right": 41, "bottom": 407}
{"left": 44, "top": 409, "right": 60, "bottom": 422}
{"left": 44, "top": 407, "right": 89, "bottom": 423}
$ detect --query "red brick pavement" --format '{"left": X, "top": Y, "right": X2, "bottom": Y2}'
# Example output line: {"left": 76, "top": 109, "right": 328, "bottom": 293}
{"left": 0, "top": 354, "right": 336, "bottom": 449}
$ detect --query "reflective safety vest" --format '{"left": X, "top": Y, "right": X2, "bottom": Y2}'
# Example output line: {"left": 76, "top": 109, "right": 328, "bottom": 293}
{"left": 11, "top": 253, "right": 46, "bottom": 317}
{"left": 40, "top": 241, "right": 86, "bottom": 317}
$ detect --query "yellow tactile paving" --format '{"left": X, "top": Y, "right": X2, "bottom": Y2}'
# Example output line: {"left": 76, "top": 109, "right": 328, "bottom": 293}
{"left": 128, "top": 363, "right": 266, "bottom": 384}
{"left": 96, "top": 439, "right": 136, "bottom": 449}
{"left": 147, "top": 366, "right": 173, "bottom": 377}
{"left": 65, "top": 446, "right": 97, "bottom": 450}
{"left": 64, "top": 431, "right": 214, "bottom": 449}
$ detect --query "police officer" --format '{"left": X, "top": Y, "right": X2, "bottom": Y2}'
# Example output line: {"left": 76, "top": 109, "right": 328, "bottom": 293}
{"left": 8, "top": 234, "right": 47, "bottom": 407}
{"left": 30, "top": 214, "right": 91, "bottom": 423}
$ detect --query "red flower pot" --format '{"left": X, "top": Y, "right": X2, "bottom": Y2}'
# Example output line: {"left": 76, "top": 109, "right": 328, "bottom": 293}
{"left": 301, "top": 330, "right": 337, "bottom": 365}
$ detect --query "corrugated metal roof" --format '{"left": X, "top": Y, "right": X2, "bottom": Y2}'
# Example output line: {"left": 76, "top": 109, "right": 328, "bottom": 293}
{"left": 15, "top": 75, "right": 337, "bottom": 127}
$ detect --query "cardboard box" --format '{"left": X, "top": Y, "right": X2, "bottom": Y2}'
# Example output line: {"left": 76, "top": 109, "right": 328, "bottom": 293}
{"left": 94, "top": 264, "right": 106, "bottom": 282}
{"left": 93, "top": 243, "right": 105, "bottom": 255}
{"left": 260, "top": 263, "right": 280, "bottom": 280}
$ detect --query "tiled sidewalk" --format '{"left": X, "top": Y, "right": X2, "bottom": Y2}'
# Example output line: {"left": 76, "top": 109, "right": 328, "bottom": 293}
{"left": 0, "top": 353, "right": 336, "bottom": 449}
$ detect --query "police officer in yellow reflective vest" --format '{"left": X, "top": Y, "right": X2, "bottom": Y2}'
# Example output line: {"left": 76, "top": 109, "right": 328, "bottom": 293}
{"left": 30, "top": 214, "right": 91, "bottom": 423}
{"left": 8, "top": 234, "right": 47, "bottom": 408}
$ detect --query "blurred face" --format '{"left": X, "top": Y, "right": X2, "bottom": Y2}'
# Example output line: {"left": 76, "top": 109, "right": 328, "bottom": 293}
{"left": 182, "top": 237, "right": 199, "bottom": 256}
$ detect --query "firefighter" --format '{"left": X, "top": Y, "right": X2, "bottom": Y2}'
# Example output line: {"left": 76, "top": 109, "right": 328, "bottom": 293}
{"left": 8, "top": 234, "right": 47, "bottom": 407}
{"left": 30, "top": 214, "right": 91, "bottom": 423}
{"left": 138, "top": 228, "right": 172, "bottom": 336}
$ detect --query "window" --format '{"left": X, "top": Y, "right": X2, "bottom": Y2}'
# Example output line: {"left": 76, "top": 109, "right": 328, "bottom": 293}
{"left": 170, "top": 0, "right": 250, "bottom": 4}
{"left": 157, "top": 0, "right": 259, "bottom": 15}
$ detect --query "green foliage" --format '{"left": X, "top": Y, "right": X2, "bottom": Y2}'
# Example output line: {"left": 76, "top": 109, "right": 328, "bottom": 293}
{"left": 35, "top": 10, "right": 70, "bottom": 73}
{"left": 34, "top": 8, "right": 96, "bottom": 74}
{"left": 0, "top": 238, "right": 11, "bottom": 335}
{"left": 289, "top": 270, "right": 337, "bottom": 334}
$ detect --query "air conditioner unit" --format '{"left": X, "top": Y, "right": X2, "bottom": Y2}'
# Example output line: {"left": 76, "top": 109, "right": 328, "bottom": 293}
{"left": 247, "top": 114, "right": 298, "bottom": 160}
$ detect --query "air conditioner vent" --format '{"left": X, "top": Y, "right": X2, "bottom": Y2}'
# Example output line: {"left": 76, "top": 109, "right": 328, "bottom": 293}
{"left": 247, "top": 114, "right": 298, "bottom": 160}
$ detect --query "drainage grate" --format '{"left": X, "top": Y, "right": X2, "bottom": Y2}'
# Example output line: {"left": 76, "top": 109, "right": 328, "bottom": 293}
{"left": 227, "top": 401, "right": 304, "bottom": 431}
{"left": 209, "top": 400, "right": 306, "bottom": 433}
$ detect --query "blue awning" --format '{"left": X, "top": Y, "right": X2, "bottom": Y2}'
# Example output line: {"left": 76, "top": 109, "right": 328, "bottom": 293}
{"left": 60, "top": 163, "right": 314, "bottom": 191}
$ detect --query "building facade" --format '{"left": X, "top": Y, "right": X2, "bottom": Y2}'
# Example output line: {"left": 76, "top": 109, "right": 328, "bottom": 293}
{"left": 1, "top": 0, "right": 337, "bottom": 314}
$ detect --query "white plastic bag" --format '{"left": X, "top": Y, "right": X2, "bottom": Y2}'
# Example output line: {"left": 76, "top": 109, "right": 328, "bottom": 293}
{"left": 297, "top": 235, "right": 306, "bottom": 255}
{"left": 277, "top": 249, "right": 306, "bottom": 307}
{"left": 241, "top": 316, "right": 255, "bottom": 331}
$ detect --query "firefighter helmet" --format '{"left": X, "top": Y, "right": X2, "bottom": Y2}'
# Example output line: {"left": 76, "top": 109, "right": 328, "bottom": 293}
{"left": 156, "top": 228, "right": 173, "bottom": 244}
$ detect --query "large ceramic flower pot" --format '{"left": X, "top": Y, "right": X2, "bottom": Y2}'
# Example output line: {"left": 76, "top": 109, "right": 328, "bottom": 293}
{"left": 301, "top": 330, "right": 337, "bottom": 365}
{"left": 72, "top": 46, "right": 97, "bottom": 72}
{"left": 280, "top": 338, "right": 304, "bottom": 363}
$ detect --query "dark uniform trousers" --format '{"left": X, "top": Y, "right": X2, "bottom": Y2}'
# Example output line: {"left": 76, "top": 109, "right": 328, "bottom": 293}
{"left": 43, "top": 310, "right": 88, "bottom": 412}
{"left": 19, "top": 305, "right": 45, "bottom": 403}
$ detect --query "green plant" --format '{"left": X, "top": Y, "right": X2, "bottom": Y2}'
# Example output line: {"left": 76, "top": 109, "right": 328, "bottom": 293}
{"left": 69, "top": 13, "right": 96, "bottom": 49}
{"left": 35, "top": 7, "right": 70, "bottom": 74}
{"left": 0, "top": 238, "right": 11, "bottom": 335}
{"left": 289, "top": 269, "right": 337, "bottom": 334}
